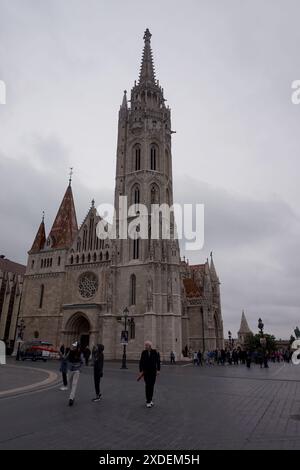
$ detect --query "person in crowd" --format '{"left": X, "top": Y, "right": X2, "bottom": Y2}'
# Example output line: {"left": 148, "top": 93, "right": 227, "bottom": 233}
{"left": 67, "top": 341, "right": 83, "bottom": 407}
{"left": 139, "top": 341, "right": 161, "bottom": 408}
{"left": 193, "top": 351, "right": 198, "bottom": 366}
{"left": 170, "top": 351, "right": 176, "bottom": 364}
{"left": 59, "top": 345, "right": 70, "bottom": 391}
{"left": 92, "top": 344, "right": 104, "bottom": 402}
{"left": 83, "top": 345, "right": 91, "bottom": 366}
{"left": 197, "top": 350, "right": 203, "bottom": 366}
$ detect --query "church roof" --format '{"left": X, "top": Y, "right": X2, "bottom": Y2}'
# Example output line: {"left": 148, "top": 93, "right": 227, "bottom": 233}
{"left": 48, "top": 184, "right": 78, "bottom": 249}
{"left": 0, "top": 257, "right": 26, "bottom": 276}
{"left": 138, "top": 28, "right": 156, "bottom": 86}
{"left": 183, "top": 278, "right": 202, "bottom": 298}
{"left": 238, "top": 311, "right": 252, "bottom": 334}
{"left": 30, "top": 217, "right": 46, "bottom": 253}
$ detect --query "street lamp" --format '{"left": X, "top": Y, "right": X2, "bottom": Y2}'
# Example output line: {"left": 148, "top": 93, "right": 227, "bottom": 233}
{"left": 228, "top": 331, "right": 232, "bottom": 350}
{"left": 121, "top": 307, "right": 129, "bottom": 369}
{"left": 16, "top": 318, "right": 26, "bottom": 361}
{"left": 258, "top": 318, "right": 264, "bottom": 336}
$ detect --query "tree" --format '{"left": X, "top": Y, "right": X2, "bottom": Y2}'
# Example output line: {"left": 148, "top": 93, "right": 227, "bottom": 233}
{"left": 244, "top": 333, "right": 276, "bottom": 352}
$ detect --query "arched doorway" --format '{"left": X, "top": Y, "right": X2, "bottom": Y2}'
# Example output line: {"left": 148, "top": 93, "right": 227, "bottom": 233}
{"left": 64, "top": 313, "right": 91, "bottom": 349}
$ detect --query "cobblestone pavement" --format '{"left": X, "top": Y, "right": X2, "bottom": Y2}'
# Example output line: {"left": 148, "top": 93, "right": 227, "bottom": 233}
{"left": 1, "top": 360, "right": 300, "bottom": 450}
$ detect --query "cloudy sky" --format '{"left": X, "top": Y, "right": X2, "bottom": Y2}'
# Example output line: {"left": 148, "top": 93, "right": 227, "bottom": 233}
{"left": 1, "top": 0, "right": 300, "bottom": 339}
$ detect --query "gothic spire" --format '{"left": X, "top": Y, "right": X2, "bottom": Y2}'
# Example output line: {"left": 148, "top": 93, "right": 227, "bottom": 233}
{"left": 121, "top": 90, "right": 128, "bottom": 109}
{"left": 48, "top": 183, "right": 78, "bottom": 249}
{"left": 238, "top": 311, "right": 252, "bottom": 335}
{"left": 210, "top": 251, "right": 219, "bottom": 282}
{"left": 30, "top": 213, "right": 46, "bottom": 253}
{"left": 138, "top": 28, "right": 156, "bottom": 86}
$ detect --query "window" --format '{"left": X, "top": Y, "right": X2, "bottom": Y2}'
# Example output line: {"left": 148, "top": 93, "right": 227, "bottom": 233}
{"left": 150, "top": 184, "right": 159, "bottom": 204}
{"left": 31, "top": 260, "right": 35, "bottom": 269}
{"left": 133, "top": 238, "right": 139, "bottom": 260}
{"left": 134, "top": 145, "right": 141, "bottom": 171}
{"left": 58, "top": 256, "right": 61, "bottom": 266}
{"left": 105, "top": 251, "right": 109, "bottom": 261}
{"left": 130, "top": 319, "right": 136, "bottom": 340}
{"left": 39, "top": 284, "right": 45, "bottom": 309}
{"left": 70, "top": 255, "right": 74, "bottom": 265}
{"left": 150, "top": 145, "right": 158, "bottom": 170}
{"left": 133, "top": 185, "right": 140, "bottom": 205}
{"left": 76, "top": 255, "right": 79, "bottom": 264}
{"left": 41, "top": 259, "right": 43, "bottom": 269}
{"left": 100, "top": 252, "right": 103, "bottom": 261}
{"left": 130, "top": 274, "right": 136, "bottom": 305}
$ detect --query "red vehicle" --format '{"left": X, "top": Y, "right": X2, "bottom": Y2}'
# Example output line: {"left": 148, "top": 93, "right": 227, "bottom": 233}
{"left": 20, "top": 341, "right": 58, "bottom": 362}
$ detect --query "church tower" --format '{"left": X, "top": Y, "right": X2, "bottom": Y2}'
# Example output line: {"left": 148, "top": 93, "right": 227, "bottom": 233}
{"left": 110, "top": 29, "right": 182, "bottom": 360}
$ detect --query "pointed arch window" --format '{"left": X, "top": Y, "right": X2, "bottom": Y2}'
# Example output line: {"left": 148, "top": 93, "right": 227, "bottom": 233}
{"left": 133, "top": 238, "right": 140, "bottom": 260}
{"left": 150, "top": 184, "right": 160, "bottom": 205}
{"left": 132, "top": 184, "right": 140, "bottom": 206}
{"left": 134, "top": 145, "right": 141, "bottom": 171}
{"left": 130, "top": 319, "right": 136, "bottom": 339}
{"left": 130, "top": 274, "right": 136, "bottom": 305}
{"left": 39, "top": 284, "right": 45, "bottom": 309}
{"left": 150, "top": 145, "right": 158, "bottom": 171}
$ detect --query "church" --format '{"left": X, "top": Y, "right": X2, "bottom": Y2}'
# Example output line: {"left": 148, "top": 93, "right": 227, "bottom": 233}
{"left": 19, "top": 30, "right": 224, "bottom": 360}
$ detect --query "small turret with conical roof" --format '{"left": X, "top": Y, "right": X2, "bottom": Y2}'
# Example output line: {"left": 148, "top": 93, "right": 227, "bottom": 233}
{"left": 238, "top": 310, "right": 253, "bottom": 347}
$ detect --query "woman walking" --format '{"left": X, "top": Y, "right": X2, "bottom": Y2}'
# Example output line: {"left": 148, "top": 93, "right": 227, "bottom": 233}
{"left": 92, "top": 344, "right": 104, "bottom": 402}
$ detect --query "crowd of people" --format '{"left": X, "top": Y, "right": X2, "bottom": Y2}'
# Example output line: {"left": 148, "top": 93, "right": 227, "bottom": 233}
{"left": 189, "top": 348, "right": 293, "bottom": 368}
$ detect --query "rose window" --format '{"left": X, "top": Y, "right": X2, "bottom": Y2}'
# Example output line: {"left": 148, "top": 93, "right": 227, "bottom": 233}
{"left": 78, "top": 272, "right": 98, "bottom": 299}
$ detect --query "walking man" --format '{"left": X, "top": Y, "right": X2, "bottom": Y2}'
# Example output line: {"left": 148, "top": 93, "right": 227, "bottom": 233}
{"left": 68, "top": 341, "right": 82, "bottom": 407}
{"left": 139, "top": 341, "right": 160, "bottom": 408}
{"left": 92, "top": 344, "right": 104, "bottom": 402}
{"left": 59, "top": 345, "right": 70, "bottom": 391}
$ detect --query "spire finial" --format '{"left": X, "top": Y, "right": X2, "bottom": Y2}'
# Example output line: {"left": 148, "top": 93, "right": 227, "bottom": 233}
{"left": 91, "top": 199, "right": 95, "bottom": 208}
{"left": 144, "top": 28, "right": 152, "bottom": 43}
{"left": 69, "top": 167, "right": 74, "bottom": 186}
{"left": 139, "top": 29, "right": 156, "bottom": 85}
{"left": 121, "top": 90, "right": 128, "bottom": 109}
{"left": 42, "top": 211, "right": 45, "bottom": 223}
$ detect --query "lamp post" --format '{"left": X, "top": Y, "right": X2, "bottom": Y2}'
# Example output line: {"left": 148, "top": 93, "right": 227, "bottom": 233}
{"left": 16, "top": 318, "right": 26, "bottom": 361}
{"left": 228, "top": 331, "right": 232, "bottom": 350}
{"left": 258, "top": 318, "right": 264, "bottom": 336}
{"left": 121, "top": 307, "right": 129, "bottom": 369}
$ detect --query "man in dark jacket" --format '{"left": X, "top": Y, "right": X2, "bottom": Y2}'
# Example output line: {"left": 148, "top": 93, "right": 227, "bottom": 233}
{"left": 92, "top": 344, "right": 104, "bottom": 402}
{"left": 139, "top": 341, "right": 160, "bottom": 408}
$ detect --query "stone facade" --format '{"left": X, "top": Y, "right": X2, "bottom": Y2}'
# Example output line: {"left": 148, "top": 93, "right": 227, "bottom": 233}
{"left": 0, "top": 256, "right": 25, "bottom": 353}
{"left": 18, "top": 29, "right": 224, "bottom": 360}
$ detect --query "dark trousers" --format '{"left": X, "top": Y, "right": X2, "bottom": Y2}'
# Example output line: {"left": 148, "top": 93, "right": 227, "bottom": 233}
{"left": 94, "top": 369, "right": 101, "bottom": 396}
{"left": 62, "top": 372, "right": 68, "bottom": 387}
{"left": 144, "top": 373, "right": 156, "bottom": 403}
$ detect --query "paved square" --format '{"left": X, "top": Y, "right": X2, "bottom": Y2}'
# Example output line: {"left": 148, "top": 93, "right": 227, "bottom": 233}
{"left": 1, "top": 360, "right": 300, "bottom": 450}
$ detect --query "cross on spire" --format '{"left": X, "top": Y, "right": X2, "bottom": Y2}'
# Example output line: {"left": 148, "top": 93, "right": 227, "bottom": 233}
{"left": 69, "top": 167, "right": 74, "bottom": 186}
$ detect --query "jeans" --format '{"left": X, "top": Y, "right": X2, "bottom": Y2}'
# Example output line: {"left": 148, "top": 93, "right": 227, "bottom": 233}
{"left": 94, "top": 369, "right": 102, "bottom": 396}
{"left": 62, "top": 372, "right": 68, "bottom": 387}
{"left": 69, "top": 370, "right": 80, "bottom": 400}
{"left": 144, "top": 373, "right": 156, "bottom": 403}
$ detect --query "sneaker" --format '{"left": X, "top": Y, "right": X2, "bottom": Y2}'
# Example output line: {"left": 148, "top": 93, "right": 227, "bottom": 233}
{"left": 150, "top": 401, "right": 154, "bottom": 407}
{"left": 59, "top": 386, "right": 68, "bottom": 391}
{"left": 146, "top": 402, "right": 152, "bottom": 408}
{"left": 92, "top": 395, "right": 102, "bottom": 402}
{"left": 68, "top": 399, "right": 74, "bottom": 407}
